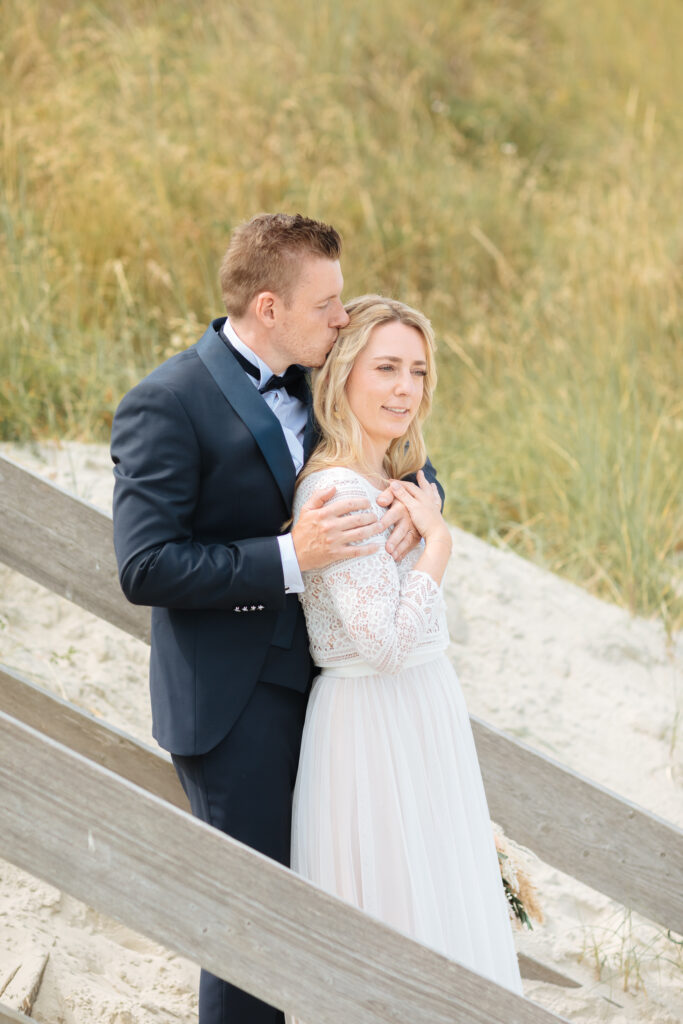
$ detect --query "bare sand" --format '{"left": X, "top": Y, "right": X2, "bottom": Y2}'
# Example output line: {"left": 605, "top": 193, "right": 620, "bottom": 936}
{"left": 0, "top": 441, "right": 681, "bottom": 1023}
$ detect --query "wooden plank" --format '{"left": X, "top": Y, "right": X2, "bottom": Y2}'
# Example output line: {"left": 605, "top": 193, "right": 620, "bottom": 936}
{"left": 0, "top": 952, "right": 49, "bottom": 1015}
{"left": 0, "top": 712, "right": 567, "bottom": 1024}
{"left": 0, "top": 665, "right": 573, "bottom": 990}
{"left": 516, "top": 956, "right": 579, "bottom": 989}
{"left": 0, "top": 453, "right": 149, "bottom": 642}
{"left": 472, "top": 716, "right": 683, "bottom": 936}
{"left": 0, "top": 664, "right": 187, "bottom": 810}
{"left": 1, "top": 455, "right": 681, "bottom": 932}
{"left": 0, "top": 1005, "right": 33, "bottom": 1024}
{"left": 0, "top": 663, "right": 574, "bottom": 988}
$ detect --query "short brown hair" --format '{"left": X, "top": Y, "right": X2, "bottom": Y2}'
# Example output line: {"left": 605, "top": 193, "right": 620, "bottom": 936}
{"left": 219, "top": 213, "right": 342, "bottom": 318}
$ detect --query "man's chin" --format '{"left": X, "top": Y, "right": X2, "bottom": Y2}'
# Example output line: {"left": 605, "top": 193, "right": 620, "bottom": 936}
{"left": 310, "top": 351, "right": 331, "bottom": 368}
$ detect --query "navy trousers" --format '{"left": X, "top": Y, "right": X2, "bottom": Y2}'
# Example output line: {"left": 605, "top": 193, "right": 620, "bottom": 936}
{"left": 172, "top": 680, "right": 309, "bottom": 1024}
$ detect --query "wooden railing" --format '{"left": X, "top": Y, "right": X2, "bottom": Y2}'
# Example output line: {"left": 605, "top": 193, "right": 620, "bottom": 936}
{"left": 0, "top": 452, "right": 149, "bottom": 642}
{"left": 1, "top": 453, "right": 680, "bottom": 931}
{"left": 0, "top": 661, "right": 577, "bottom": 994}
{"left": 1, "top": 450, "right": 681, "bottom": 1022}
{"left": 0, "top": 1005, "right": 34, "bottom": 1024}
{"left": 0, "top": 708, "right": 571, "bottom": 1024}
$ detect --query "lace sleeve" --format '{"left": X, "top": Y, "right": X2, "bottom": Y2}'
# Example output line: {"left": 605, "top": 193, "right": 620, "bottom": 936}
{"left": 307, "top": 470, "right": 443, "bottom": 674}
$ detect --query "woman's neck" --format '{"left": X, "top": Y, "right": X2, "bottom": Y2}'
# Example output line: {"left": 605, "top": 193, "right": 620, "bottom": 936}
{"left": 350, "top": 441, "right": 390, "bottom": 488}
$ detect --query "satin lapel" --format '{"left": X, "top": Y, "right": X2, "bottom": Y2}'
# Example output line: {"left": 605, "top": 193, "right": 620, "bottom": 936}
{"left": 196, "top": 321, "right": 296, "bottom": 508}
{"left": 303, "top": 395, "right": 320, "bottom": 462}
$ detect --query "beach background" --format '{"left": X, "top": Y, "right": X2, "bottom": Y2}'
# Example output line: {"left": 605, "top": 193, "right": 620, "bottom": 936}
{"left": 1, "top": 0, "right": 681, "bottom": 1021}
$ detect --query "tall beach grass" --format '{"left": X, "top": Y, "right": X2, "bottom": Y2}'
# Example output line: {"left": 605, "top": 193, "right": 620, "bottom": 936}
{"left": 1, "top": 0, "right": 681, "bottom": 628}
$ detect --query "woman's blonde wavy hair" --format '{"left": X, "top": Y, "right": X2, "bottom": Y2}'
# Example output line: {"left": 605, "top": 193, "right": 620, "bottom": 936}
{"left": 296, "top": 294, "right": 437, "bottom": 493}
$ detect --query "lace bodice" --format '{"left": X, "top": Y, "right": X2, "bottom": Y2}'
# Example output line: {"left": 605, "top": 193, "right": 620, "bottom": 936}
{"left": 292, "top": 467, "right": 449, "bottom": 674}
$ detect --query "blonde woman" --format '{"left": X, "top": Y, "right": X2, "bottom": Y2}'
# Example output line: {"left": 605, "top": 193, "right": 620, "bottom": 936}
{"left": 290, "top": 296, "right": 523, "bottom": 1000}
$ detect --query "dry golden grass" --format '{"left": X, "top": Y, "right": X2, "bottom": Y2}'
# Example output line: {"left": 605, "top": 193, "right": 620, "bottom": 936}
{"left": 1, "top": 0, "right": 681, "bottom": 626}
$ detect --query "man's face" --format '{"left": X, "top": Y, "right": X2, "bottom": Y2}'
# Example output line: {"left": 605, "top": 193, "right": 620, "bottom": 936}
{"left": 275, "top": 257, "right": 350, "bottom": 368}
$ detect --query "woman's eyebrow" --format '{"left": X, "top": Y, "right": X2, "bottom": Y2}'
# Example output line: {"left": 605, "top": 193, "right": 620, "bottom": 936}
{"left": 372, "top": 355, "right": 427, "bottom": 365}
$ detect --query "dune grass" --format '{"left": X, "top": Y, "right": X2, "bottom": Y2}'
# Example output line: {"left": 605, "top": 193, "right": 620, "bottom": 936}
{"left": 1, "top": 0, "right": 681, "bottom": 628}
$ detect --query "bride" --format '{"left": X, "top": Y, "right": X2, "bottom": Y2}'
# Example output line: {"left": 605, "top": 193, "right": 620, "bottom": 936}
{"left": 290, "top": 294, "right": 523, "bottom": 1004}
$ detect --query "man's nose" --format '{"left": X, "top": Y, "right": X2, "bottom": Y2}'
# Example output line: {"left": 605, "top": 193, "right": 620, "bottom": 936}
{"left": 331, "top": 301, "right": 350, "bottom": 328}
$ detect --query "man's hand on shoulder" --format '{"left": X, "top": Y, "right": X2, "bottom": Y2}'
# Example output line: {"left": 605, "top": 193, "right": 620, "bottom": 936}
{"left": 291, "top": 486, "right": 385, "bottom": 572}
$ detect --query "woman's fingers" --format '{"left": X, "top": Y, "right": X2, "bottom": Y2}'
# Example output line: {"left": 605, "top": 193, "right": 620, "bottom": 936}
{"left": 390, "top": 479, "right": 430, "bottom": 505}
{"left": 388, "top": 480, "right": 419, "bottom": 507}
{"left": 389, "top": 478, "right": 445, "bottom": 544}
{"left": 392, "top": 476, "right": 440, "bottom": 510}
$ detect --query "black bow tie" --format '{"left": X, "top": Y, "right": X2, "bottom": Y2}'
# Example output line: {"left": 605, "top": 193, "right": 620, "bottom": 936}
{"left": 221, "top": 331, "right": 308, "bottom": 402}
{"left": 259, "top": 364, "right": 308, "bottom": 401}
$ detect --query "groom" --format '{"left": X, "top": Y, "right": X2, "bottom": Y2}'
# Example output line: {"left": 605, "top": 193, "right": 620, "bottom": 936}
{"left": 111, "top": 213, "right": 441, "bottom": 1023}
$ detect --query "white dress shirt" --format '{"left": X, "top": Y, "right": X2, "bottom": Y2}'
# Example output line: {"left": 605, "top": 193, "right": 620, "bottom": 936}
{"left": 221, "top": 319, "right": 305, "bottom": 594}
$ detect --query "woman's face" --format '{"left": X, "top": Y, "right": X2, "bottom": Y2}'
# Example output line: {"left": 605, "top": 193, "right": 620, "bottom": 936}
{"left": 345, "top": 320, "right": 427, "bottom": 451}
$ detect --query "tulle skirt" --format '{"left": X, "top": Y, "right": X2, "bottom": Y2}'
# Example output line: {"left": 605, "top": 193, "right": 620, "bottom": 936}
{"left": 289, "top": 653, "right": 523, "bottom": 1020}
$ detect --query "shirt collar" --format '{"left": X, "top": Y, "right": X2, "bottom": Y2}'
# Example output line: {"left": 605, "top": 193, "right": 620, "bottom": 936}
{"left": 222, "top": 318, "right": 275, "bottom": 389}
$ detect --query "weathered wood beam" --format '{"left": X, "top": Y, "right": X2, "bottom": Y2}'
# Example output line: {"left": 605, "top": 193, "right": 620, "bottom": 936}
{"left": 0, "top": 711, "right": 568, "bottom": 1024}
{"left": 0, "top": 952, "right": 49, "bottom": 1016}
{"left": 0, "top": 1004, "right": 35, "bottom": 1024}
{"left": 0, "top": 664, "right": 186, "bottom": 809}
{"left": 0, "top": 663, "right": 578, "bottom": 988}
{"left": 0, "top": 453, "right": 149, "bottom": 642}
{"left": 2, "top": 454, "right": 681, "bottom": 933}
{"left": 471, "top": 716, "right": 683, "bottom": 935}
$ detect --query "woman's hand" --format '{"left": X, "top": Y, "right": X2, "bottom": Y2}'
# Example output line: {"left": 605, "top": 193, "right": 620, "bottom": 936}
{"left": 375, "top": 488, "right": 421, "bottom": 561}
{"left": 388, "top": 471, "right": 451, "bottom": 549}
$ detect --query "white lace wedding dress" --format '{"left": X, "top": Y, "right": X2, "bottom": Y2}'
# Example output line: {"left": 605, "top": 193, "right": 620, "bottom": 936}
{"left": 289, "top": 468, "right": 523, "bottom": 1013}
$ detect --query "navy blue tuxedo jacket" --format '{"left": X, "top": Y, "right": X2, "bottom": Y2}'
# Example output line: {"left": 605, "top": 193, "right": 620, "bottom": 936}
{"left": 111, "top": 317, "right": 442, "bottom": 756}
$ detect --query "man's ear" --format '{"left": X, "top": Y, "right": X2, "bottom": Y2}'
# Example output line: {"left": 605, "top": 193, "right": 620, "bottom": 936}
{"left": 253, "top": 291, "right": 277, "bottom": 327}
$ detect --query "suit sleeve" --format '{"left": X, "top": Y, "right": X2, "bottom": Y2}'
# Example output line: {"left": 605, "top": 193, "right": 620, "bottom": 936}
{"left": 111, "top": 380, "right": 287, "bottom": 611}
{"left": 402, "top": 455, "right": 445, "bottom": 510}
